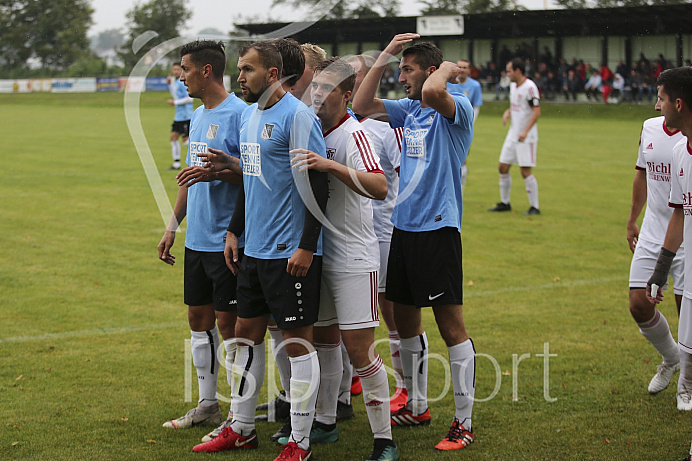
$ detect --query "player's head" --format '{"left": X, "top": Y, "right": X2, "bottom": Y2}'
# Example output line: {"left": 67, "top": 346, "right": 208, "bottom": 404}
{"left": 271, "top": 38, "right": 305, "bottom": 87}
{"left": 506, "top": 57, "right": 525, "bottom": 83}
{"left": 237, "top": 41, "right": 283, "bottom": 103}
{"left": 292, "top": 43, "right": 327, "bottom": 101}
{"left": 399, "top": 42, "right": 443, "bottom": 100}
{"left": 179, "top": 40, "right": 226, "bottom": 97}
{"left": 346, "top": 54, "right": 376, "bottom": 101}
{"left": 656, "top": 67, "right": 692, "bottom": 129}
{"left": 456, "top": 59, "right": 470, "bottom": 81}
{"left": 311, "top": 57, "right": 355, "bottom": 121}
{"left": 171, "top": 62, "right": 182, "bottom": 78}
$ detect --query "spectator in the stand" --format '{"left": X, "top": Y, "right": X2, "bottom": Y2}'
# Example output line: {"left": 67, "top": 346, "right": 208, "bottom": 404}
{"left": 584, "top": 69, "right": 602, "bottom": 101}
{"left": 379, "top": 66, "right": 397, "bottom": 98}
{"left": 487, "top": 62, "right": 500, "bottom": 91}
{"left": 544, "top": 71, "right": 559, "bottom": 100}
{"left": 600, "top": 64, "right": 614, "bottom": 104}
{"left": 563, "top": 69, "right": 581, "bottom": 101}
{"left": 685, "top": 59, "right": 692, "bottom": 67}
{"left": 611, "top": 72, "right": 625, "bottom": 103}
{"left": 540, "top": 46, "right": 553, "bottom": 68}
{"left": 495, "top": 69, "right": 510, "bottom": 100}
{"left": 629, "top": 68, "right": 644, "bottom": 102}
{"left": 616, "top": 59, "right": 628, "bottom": 80}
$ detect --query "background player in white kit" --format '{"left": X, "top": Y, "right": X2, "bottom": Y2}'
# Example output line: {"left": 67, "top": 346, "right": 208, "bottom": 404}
{"left": 488, "top": 57, "right": 541, "bottom": 215}
{"left": 291, "top": 57, "right": 399, "bottom": 461}
{"left": 626, "top": 112, "right": 684, "bottom": 395}
{"left": 646, "top": 67, "right": 692, "bottom": 414}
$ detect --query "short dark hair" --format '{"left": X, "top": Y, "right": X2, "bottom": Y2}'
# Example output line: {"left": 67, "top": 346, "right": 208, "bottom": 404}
{"left": 271, "top": 38, "right": 305, "bottom": 86}
{"left": 180, "top": 40, "right": 226, "bottom": 80}
{"left": 238, "top": 41, "right": 283, "bottom": 78}
{"left": 657, "top": 67, "right": 692, "bottom": 109}
{"left": 315, "top": 57, "right": 356, "bottom": 94}
{"left": 509, "top": 57, "right": 524, "bottom": 73}
{"left": 401, "top": 42, "right": 442, "bottom": 70}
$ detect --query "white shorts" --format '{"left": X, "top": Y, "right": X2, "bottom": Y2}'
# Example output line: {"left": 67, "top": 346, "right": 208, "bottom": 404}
{"left": 316, "top": 270, "right": 380, "bottom": 330}
{"left": 629, "top": 237, "right": 684, "bottom": 295}
{"left": 679, "top": 297, "right": 692, "bottom": 353}
{"left": 499, "top": 135, "right": 537, "bottom": 167}
{"left": 378, "top": 241, "right": 391, "bottom": 293}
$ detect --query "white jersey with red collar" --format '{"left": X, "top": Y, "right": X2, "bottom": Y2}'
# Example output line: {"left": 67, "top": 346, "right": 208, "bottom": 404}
{"left": 359, "top": 118, "right": 401, "bottom": 243}
{"left": 668, "top": 138, "right": 692, "bottom": 299}
{"left": 322, "top": 114, "right": 384, "bottom": 272}
{"left": 637, "top": 116, "right": 685, "bottom": 245}
{"left": 508, "top": 78, "right": 540, "bottom": 142}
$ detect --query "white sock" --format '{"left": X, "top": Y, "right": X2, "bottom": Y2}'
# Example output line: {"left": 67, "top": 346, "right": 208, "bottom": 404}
{"left": 289, "top": 351, "right": 320, "bottom": 451}
{"left": 679, "top": 350, "right": 692, "bottom": 392}
{"left": 269, "top": 325, "right": 291, "bottom": 393}
{"left": 315, "top": 342, "right": 342, "bottom": 425}
{"left": 449, "top": 339, "right": 476, "bottom": 430}
{"left": 338, "top": 341, "right": 352, "bottom": 404}
{"left": 388, "top": 330, "right": 405, "bottom": 388}
{"left": 638, "top": 310, "right": 680, "bottom": 366}
{"left": 499, "top": 173, "right": 511, "bottom": 204}
{"left": 191, "top": 328, "right": 219, "bottom": 405}
{"left": 461, "top": 163, "right": 469, "bottom": 189}
{"left": 223, "top": 338, "right": 237, "bottom": 416}
{"left": 399, "top": 333, "right": 428, "bottom": 415}
{"left": 230, "top": 341, "right": 265, "bottom": 435}
{"left": 523, "top": 174, "right": 539, "bottom": 209}
{"left": 171, "top": 140, "right": 181, "bottom": 162}
{"left": 356, "top": 355, "right": 392, "bottom": 440}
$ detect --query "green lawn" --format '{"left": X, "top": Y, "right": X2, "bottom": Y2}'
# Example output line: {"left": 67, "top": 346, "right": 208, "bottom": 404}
{"left": 1, "top": 92, "right": 689, "bottom": 460}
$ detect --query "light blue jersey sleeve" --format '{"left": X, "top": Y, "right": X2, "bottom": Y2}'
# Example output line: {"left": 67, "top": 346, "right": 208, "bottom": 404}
{"left": 382, "top": 98, "right": 412, "bottom": 129}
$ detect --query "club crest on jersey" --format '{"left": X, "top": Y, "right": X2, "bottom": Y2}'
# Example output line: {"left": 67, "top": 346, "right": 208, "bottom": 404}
{"left": 206, "top": 124, "right": 219, "bottom": 140}
{"left": 646, "top": 143, "right": 654, "bottom": 149}
{"left": 261, "top": 123, "right": 275, "bottom": 140}
{"left": 326, "top": 148, "right": 336, "bottom": 160}
{"left": 426, "top": 114, "right": 435, "bottom": 125}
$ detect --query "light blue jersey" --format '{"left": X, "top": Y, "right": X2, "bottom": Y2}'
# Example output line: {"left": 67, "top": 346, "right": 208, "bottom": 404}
{"left": 239, "top": 92, "right": 326, "bottom": 259}
{"left": 185, "top": 93, "right": 246, "bottom": 252}
{"left": 447, "top": 77, "right": 483, "bottom": 107}
{"left": 383, "top": 94, "right": 473, "bottom": 232}
{"left": 173, "top": 79, "right": 193, "bottom": 121}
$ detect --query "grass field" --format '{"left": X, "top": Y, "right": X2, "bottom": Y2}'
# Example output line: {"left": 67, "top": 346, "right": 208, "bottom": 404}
{"left": 1, "top": 91, "right": 690, "bottom": 460}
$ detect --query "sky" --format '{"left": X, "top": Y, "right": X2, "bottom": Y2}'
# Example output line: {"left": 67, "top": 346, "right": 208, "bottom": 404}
{"left": 90, "top": 0, "right": 562, "bottom": 35}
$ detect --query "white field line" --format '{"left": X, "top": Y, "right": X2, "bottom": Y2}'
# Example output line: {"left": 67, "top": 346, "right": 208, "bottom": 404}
{"left": 1, "top": 276, "right": 626, "bottom": 344}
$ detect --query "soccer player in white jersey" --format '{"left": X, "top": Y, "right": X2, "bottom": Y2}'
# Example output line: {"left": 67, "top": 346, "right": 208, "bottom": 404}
{"left": 489, "top": 57, "right": 541, "bottom": 215}
{"left": 167, "top": 62, "right": 193, "bottom": 170}
{"left": 290, "top": 57, "right": 398, "bottom": 461}
{"left": 354, "top": 33, "right": 477, "bottom": 452}
{"left": 292, "top": 44, "right": 328, "bottom": 106}
{"left": 157, "top": 40, "right": 245, "bottom": 435}
{"left": 626, "top": 110, "right": 684, "bottom": 394}
{"left": 348, "top": 54, "right": 407, "bottom": 414}
{"left": 192, "top": 41, "right": 329, "bottom": 461}
{"left": 646, "top": 67, "right": 692, "bottom": 413}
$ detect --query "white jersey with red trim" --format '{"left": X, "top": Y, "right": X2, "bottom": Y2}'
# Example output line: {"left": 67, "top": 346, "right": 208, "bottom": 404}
{"left": 322, "top": 114, "right": 383, "bottom": 272}
{"left": 668, "top": 138, "right": 692, "bottom": 299}
{"left": 359, "top": 118, "right": 401, "bottom": 243}
{"left": 508, "top": 78, "right": 540, "bottom": 142}
{"left": 637, "top": 116, "right": 684, "bottom": 245}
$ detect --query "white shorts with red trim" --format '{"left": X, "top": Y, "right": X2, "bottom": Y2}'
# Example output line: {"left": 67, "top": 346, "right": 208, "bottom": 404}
{"left": 629, "top": 237, "right": 684, "bottom": 295}
{"left": 378, "top": 241, "right": 391, "bottom": 293}
{"left": 316, "top": 270, "right": 380, "bottom": 330}
{"left": 680, "top": 296, "right": 692, "bottom": 354}
{"left": 499, "top": 135, "right": 538, "bottom": 167}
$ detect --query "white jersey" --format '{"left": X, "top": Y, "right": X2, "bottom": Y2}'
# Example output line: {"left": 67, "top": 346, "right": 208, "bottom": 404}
{"left": 322, "top": 114, "right": 383, "bottom": 272}
{"left": 508, "top": 78, "right": 540, "bottom": 142}
{"left": 359, "top": 117, "right": 401, "bottom": 243}
{"left": 668, "top": 138, "right": 692, "bottom": 299}
{"left": 637, "top": 116, "right": 685, "bottom": 245}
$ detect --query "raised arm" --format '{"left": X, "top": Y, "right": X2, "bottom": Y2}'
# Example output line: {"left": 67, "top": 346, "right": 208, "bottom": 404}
{"left": 421, "top": 61, "right": 460, "bottom": 119}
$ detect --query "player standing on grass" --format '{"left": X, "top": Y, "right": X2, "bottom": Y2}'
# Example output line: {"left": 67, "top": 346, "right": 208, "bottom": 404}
{"left": 626, "top": 111, "right": 684, "bottom": 394}
{"left": 192, "top": 41, "right": 329, "bottom": 461}
{"left": 646, "top": 66, "right": 692, "bottom": 414}
{"left": 488, "top": 57, "right": 541, "bottom": 216}
{"left": 167, "top": 62, "right": 193, "bottom": 170}
{"left": 353, "top": 33, "right": 477, "bottom": 452}
{"left": 289, "top": 57, "right": 398, "bottom": 461}
{"left": 157, "top": 40, "right": 246, "bottom": 435}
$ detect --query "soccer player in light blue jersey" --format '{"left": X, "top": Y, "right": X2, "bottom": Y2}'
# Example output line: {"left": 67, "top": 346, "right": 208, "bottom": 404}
{"left": 167, "top": 62, "right": 194, "bottom": 169}
{"left": 354, "top": 33, "right": 477, "bottom": 452}
{"left": 158, "top": 40, "right": 246, "bottom": 439}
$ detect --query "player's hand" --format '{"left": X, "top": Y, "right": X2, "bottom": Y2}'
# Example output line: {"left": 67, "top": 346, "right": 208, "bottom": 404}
{"left": 646, "top": 283, "right": 664, "bottom": 304}
{"left": 383, "top": 33, "right": 420, "bottom": 59}
{"left": 626, "top": 221, "right": 640, "bottom": 253}
{"left": 224, "top": 232, "right": 240, "bottom": 275}
{"left": 290, "top": 148, "right": 332, "bottom": 172}
{"left": 287, "top": 248, "right": 313, "bottom": 277}
{"left": 158, "top": 231, "right": 176, "bottom": 265}
{"left": 176, "top": 166, "right": 215, "bottom": 187}
{"left": 198, "top": 148, "right": 240, "bottom": 174}
{"left": 167, "top": 99, "right": 174, "bottom": 106}
{"left": 502, "top": 109, "right": 511, "bottom": 126}
{"left": 439, "top": 61, "right": 461, "bottom": 80}
{"left": 518, "top": 132, "right": 528, "bottom": 142}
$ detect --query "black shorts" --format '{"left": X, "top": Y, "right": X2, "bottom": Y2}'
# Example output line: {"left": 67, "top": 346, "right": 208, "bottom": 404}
{"left": 237, "top": 255, "right": 322, "bottom": 330}
{"left": 184, "top": 247, "right": 241, "bottom": 311}
{"left": 385, "top": 227, "right": 462, "bottom": 308}
{"left": 172, "top": 120, "right": 190, "bottom": 137}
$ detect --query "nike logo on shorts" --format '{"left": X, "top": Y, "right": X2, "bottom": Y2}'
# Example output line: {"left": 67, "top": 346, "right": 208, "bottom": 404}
{"left": 428, "top": 292, "right": 444, "bottom": 301}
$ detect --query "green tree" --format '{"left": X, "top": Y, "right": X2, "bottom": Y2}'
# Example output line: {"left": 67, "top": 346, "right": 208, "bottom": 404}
{"left": 0, "top": 0, "right": 93, "bottom": 72}
{"left": 119, "top": 0, "right": 191, "bottom": 69}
